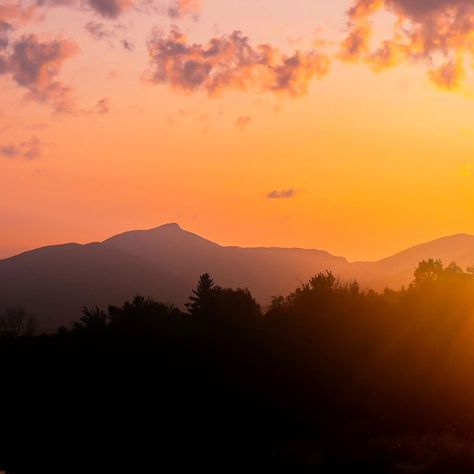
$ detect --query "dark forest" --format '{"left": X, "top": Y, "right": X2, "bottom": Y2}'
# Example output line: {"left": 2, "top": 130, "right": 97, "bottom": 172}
{"left": 2, "top": 259, "right": 474, "bottom": 473}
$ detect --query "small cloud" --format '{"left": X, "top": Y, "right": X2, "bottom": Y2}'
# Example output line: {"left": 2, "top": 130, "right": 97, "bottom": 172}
{"left": 122, "top": 39, "right": 134, "bottom": 51}
{"left": 85, "top": 22, "right": 135, "bottom": 52}
{"left": 0, "top": 136, "right": 41, "bottom": 160}
{"left": 3, "top": 34, "right": 78, "bottom": 113}
{"left": 235, "top": 116, "right": 252, "bottom": 131}
{"left": 84, "top": 97, "right": 111, "bottom": 115}
{"left": 267, "top": 188, "right": 297, "bottom": 199}
{"left": 95, "top": 97, "right": 111, "bottom": 114}
{"left": 168, "top": 0, "right": 201, "bottom": 19}
{"left": 429, "top": 60, "right": 465, "bottom": 91}
{"left": 84, "top": 21, "right": 113, "bottom": 41}
{"left": 84, "top": 0, "right": 134, "bottom": 19}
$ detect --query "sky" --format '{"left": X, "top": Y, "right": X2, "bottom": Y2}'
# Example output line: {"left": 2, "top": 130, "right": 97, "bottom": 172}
{"left": 1, "top": 0, "right": 474, "bottom": 261}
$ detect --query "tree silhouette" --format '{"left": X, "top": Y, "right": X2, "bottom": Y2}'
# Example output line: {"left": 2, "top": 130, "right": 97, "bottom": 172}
{"left": 412, "top": 258, "right": 444, "bottom": 288}
{"left": 73, "top": 306, "right": 108, "bottom": 330}
{"left": 211, "top": 287, "right": 261, "bottom": 327}
{"left": 0, "top": 307, "right": 36, "bottom": 338}
{"left": 107, "top": 295, "right": 183, "bottom": 334}
{"left": 186, "top": 273, "right": 215, "bottom": 317}
{"left": 4, "top": 260, "right": 474, "bottom": 471}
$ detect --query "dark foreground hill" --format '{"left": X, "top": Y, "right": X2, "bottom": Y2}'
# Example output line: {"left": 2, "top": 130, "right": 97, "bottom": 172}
{"left": 0, "top": 223, "right": 473, "bottom": 329}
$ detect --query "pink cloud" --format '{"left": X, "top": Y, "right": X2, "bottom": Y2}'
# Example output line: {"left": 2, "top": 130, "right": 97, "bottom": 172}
{"left": 2, "top": 34, "right": 78, "bottom": 112}
{"left": 146, "top": 27, "right": 330, "bottom": 97}
{"left": 168, "top": 0, "right": 201, "bottom": 19}
{"left": 341, "top": 0, "right": 474, "bottom": 90}
{"left": 0, "top": 135, "right": 41, "bottom": 160}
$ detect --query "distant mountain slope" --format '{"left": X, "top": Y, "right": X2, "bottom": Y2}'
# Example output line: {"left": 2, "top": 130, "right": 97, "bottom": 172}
{"left": 104, "top": 223, "right": 348, "bottom": 300}
{"left": 0, "top": 241, "right": 187, "bottom": 331}
{"left": 0, "top": 224, "right": 473, "bottom": 331}
{"left": 350, "top": 234, "right": 474, "bottom": 289}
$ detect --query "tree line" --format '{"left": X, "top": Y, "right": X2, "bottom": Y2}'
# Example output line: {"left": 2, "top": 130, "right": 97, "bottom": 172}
{"left": 2, "top": 259, "right": 474, "bottom": 472}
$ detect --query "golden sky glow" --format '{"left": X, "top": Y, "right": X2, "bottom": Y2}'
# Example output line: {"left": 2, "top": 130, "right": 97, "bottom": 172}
{"left": 1, "top": 0, "right": 474, "bottom": 261}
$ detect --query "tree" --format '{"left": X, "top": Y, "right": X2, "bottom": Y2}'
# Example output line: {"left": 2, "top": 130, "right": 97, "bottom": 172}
{"left": 412, "top": 259, "right": 444, "bottom": 288}
{"left": 73, "top": 306, "right": 108, "bottom": 330}
{"left": 186, "top": 273, "right": 215, "bottom": 317}
{"left": 0, "top": 307, "right": 36, "bottom": 338}
{"left": 107, "top": 295, "right": 183, "bottom": 334}
{"left": 212, "top": 287, "right": 261, "bottom": 327}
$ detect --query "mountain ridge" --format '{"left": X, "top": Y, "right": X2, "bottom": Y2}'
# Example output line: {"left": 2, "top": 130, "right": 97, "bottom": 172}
{"left": 6, "top": 224, "right": 471, "bottom": 265}
{"left": 1, "top": 223, "right": 473, "bottom": 331}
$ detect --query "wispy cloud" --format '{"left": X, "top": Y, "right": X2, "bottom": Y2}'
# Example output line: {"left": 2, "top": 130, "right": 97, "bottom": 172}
{"left": 122, "top": 38, "right": 134, "bottom": 51}
{"left": 39, "top": 0, "right": 135, "bottom": 19}
{"left": 94, "top": 97, "right": 111, "bottom": 114}
{"left": 168, "top": 0, "right": 201, "bottom": 19}
{"left": 84, "top": 21, "right": 114, "bottom": 41}
{"left": 235, "top": 116, "right": 252, "bottom": 131}
{"left": 0, "top": 3, "right": 40, "bottom": 51}
{"left": 0, "top": 136, "right": 41, "bottom": 160}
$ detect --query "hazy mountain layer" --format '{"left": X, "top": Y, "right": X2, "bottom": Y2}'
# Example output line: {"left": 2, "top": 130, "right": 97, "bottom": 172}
{"left": 1, "top": 223, "right": 473, "bottom": 330}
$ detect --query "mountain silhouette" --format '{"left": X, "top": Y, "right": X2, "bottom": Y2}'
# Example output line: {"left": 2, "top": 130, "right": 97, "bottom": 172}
{"left": 1, "top": 224, "right": 473, "bottom": 330}
{"left": 350, "top": 233, "right": 474, "bottom": 289}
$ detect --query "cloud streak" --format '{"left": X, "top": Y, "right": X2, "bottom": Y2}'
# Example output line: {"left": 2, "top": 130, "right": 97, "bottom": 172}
{"left": 42, "top": 0, "right": 201, "bottom": 20}
{"left": 36, "top": 0, "right": 135, "bottom": 19}
{"left": 145, "top": 27, "right": 330, "bottom": 97}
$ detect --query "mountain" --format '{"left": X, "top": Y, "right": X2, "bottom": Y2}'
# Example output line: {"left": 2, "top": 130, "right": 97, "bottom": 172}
{"left": 349, "top": 233, "right": 474, "bottom": 289}
{"left": 0, "top": 240, "right": 187, "bottom": 331}
{"left": 0, "top": 224, "right": 473, "bottom": 331}
{"left": 103, "top": 223, "right": 349, "bottom": 300}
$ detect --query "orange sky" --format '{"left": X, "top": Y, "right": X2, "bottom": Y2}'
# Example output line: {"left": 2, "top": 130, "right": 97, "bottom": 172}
{"left": 1, "top": 0, "right": 474, "bottom": 261}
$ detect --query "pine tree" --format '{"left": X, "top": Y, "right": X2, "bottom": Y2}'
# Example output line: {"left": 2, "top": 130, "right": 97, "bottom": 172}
{"left": 186, "top": 273, "right": 215, "bottom": 317}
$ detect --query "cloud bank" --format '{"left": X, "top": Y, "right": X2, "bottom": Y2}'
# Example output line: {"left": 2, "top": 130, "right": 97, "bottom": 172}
{"left": 39, "top": 0, "right": 200, "bottom": 20}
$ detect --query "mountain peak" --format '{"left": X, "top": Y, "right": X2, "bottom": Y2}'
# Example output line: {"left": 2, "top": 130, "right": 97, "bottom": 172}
{"left": 103, "top": 222, "right": 220, "bottom": 249}
{"left": 154, "top": 222, "right": 182, "bottom": 231}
